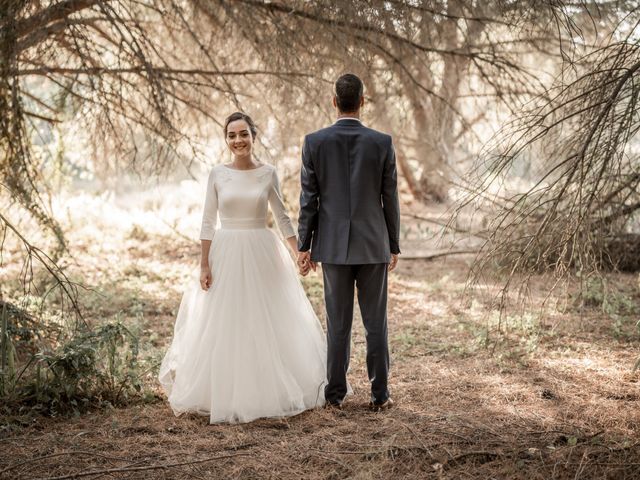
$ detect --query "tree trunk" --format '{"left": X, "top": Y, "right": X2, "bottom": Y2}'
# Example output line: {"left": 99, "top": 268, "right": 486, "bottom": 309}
{"left": 389, "top": 0, "right": 487, "bottom": 204}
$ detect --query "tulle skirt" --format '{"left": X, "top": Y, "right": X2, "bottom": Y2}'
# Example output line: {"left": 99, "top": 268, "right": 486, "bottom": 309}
{"left": 158, "top": 227, "right": 328, "bottom": 423}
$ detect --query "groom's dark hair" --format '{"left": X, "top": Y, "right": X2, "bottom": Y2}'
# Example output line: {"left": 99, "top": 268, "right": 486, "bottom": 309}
{"left": 334, "top": 74, "right": 363, "bottom": 113}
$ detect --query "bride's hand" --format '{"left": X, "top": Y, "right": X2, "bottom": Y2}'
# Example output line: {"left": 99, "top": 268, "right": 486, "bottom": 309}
{"left": 200, "top": 265, "right": 213, "bottom": 290}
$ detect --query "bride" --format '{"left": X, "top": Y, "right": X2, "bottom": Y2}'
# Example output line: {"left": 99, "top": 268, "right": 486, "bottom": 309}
{"left": 158, "top": 112, "right": 328, "bottom": 423}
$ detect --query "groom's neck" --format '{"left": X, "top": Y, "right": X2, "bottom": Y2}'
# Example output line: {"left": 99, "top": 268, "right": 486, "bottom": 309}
{"left": 337, "top": 110, "right": 360, "bottom": 120}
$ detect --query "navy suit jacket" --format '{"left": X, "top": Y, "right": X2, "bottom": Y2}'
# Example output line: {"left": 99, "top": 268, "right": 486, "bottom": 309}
{"left": 297, "top": 119, "right": 401, "bottom": 264}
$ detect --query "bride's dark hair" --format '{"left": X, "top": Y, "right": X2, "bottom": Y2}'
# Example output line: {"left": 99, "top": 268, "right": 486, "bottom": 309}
{"left": 224, "top": 112, "right": 258, "bottom": 139}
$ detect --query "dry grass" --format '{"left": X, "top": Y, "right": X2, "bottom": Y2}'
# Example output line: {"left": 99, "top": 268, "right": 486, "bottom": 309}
{"left": 1, "top": 190, "right": 639, "bottom": 479}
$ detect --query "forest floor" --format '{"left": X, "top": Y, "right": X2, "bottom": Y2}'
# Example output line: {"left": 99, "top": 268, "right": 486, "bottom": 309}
{"left": 1, "top": 200, "right": 640, "bottom": 479}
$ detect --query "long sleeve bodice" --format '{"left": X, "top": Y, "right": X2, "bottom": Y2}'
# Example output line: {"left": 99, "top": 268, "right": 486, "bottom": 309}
{"left": 199, "top": 164, "right": 295, "bottom": 240}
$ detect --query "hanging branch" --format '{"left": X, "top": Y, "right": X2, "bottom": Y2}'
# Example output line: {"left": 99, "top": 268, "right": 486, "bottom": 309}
{"left": 456, "top": 37, "right": 640, "bottom": 306}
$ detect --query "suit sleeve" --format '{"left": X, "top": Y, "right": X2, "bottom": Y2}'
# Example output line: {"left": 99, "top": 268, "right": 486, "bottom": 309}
{"left": 297, "top": 136, "right": 319, "bottom": 251}
{"left": 382, "top": 138, "right": 401, "bottom": 254}
{"left": 199, "top": 168, "right": 218, "bottom": 241}
{"left": 268, "top": 168, "right": 296, "bottom": 239}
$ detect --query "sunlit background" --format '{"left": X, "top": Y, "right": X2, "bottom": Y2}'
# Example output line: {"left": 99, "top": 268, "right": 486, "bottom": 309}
{"left": 1, "top": 2, "right": 639, "bottom": 478}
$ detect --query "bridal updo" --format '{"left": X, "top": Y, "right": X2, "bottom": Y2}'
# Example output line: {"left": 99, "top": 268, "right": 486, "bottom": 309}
{"left": 224, "top": 112, "right": 258, "bottom": 139}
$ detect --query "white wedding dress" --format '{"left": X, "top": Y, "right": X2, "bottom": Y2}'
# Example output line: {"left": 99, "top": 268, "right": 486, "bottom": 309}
{"left": 158, "top": 163, "right": 328, "bottom": 423}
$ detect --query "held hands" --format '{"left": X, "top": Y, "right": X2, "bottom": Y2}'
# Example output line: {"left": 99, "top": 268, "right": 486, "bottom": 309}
{"left": 297, "top": 251, "right": 316, "bottom": 276}
{"left": 200, "top": 265, "right": 212, "bottom": 290}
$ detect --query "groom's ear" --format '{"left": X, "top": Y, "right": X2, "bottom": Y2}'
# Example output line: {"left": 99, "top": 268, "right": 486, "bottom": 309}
{"left": 332, "top": 96, "right": 337, "bottom": 109}
{"left": 359, "top": 96, "right": 365, "bottom": 109}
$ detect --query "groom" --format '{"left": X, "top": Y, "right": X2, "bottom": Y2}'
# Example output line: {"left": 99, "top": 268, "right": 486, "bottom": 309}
{"left": 297, "top": 73, "right": 401, "bottom": 411}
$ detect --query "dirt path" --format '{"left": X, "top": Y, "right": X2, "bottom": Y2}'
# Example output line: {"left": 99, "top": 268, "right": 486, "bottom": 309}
{"left": 2, "top": 258, "right": 639, "bottom": 479}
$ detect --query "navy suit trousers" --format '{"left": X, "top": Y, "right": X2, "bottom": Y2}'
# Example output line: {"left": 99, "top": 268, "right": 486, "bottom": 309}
{"left": 321, "top": 263, "right": 390, "bottom": 404}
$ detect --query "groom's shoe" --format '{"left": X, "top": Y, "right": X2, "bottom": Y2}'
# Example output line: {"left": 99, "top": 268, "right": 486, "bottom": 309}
{"left": 368, "top": 398, "right": 394, "bottom": 412}
{"left": 324, "top": 400, "right": 343, "bottom": 411}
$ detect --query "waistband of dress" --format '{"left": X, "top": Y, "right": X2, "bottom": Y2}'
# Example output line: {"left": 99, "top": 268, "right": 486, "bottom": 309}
{"left": 220, "top": 217, "right": 267, "bottom": 229}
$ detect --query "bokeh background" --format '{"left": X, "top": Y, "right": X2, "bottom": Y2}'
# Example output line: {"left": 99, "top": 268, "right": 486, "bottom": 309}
{"left": 1, "top": 2, "right": 640, "bottom": 478}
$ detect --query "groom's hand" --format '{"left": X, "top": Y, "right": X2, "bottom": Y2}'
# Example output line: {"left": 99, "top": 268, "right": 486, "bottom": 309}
{"left": 388, "top": 254, "right": 399, "bottom": 272}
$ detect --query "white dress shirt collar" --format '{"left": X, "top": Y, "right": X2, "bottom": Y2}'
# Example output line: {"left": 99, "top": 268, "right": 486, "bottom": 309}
{"left": 334, "top": 117, "right": 362, "bottom": 124}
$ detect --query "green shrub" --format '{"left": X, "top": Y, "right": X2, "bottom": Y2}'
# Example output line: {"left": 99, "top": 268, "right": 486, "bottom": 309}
{"left": 2, "top": 315, "right": 153, "bottom": 416}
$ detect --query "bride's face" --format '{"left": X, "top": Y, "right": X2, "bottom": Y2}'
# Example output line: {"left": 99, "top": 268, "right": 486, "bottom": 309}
{"left": 226, "top": 120, "right": 254, "bottom": 158}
